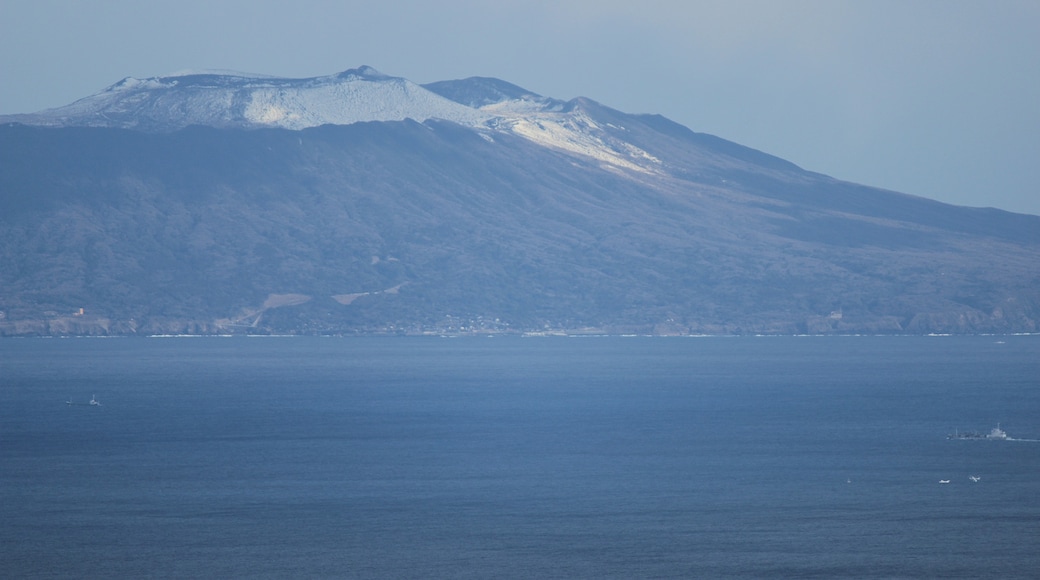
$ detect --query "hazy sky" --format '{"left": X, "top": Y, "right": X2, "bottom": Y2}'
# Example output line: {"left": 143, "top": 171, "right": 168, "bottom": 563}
{"left": 2, "top": 0, "right": 1038, "bottom": 215}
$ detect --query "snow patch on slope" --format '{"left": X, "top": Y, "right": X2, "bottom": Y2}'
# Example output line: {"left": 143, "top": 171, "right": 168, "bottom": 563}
{"left": 422, "top": 76, "right": 661, "bottom": 173}
{"left": 494, "top": 108, "right": 662, "bottom": 174}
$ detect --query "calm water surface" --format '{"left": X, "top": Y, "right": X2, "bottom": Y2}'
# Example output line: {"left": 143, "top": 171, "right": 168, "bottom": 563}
{"left": 2, "top": 336, "right": 1039, "bottom": 578}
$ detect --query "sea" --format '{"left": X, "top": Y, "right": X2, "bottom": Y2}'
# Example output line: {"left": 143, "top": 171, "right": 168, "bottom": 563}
{"left": 2, "top": 335, "right": 1038, "bottom": 578}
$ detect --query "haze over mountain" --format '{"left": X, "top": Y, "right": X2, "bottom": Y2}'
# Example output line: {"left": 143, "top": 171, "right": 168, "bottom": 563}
{"left": 1, "top": 67, "right": 1038, "bottom": 336}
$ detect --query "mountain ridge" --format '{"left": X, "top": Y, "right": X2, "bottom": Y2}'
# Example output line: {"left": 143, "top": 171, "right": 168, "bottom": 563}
{"left": 0, "top": 67, "right": 492, "bottom": 131}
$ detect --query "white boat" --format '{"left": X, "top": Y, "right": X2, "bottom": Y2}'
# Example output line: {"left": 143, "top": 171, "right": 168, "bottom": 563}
{"left": 89, "top": 394, "right": 101, "bottom": 406}
{"left": 939, "top": 480, "right": 951, "bottom": 484}
{"left": 969, "top": 475, "right": 981, "bottom": 482}
{"left": 986, "top": 424, "right": 1007, "bottom": 440}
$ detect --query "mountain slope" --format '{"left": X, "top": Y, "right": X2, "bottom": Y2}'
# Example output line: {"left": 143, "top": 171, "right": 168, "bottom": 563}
{"left": 1, "top": 68, "right": 1038, "bottom": 336}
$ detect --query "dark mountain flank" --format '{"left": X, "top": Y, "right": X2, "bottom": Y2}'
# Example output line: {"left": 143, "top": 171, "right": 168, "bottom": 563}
{"left": 1, "top": 70, "right": 1038, "bottom": 336}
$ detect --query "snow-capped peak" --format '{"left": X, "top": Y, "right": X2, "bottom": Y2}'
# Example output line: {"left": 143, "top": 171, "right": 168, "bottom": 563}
{"left": 335, "top": 65, "right": 390, "bottom": 80}
{"left": 1, "top": 67, "right": 663, "bottom": 174}
{"left": 7, "top": 68, "right": 492, "bottom": 131}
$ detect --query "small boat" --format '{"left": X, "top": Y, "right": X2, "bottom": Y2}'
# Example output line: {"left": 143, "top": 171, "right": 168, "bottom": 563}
{"left": 948, "top": 424, "right": 1009, "bottom": 440}
{"left": 939, "top": 480, "right": 951, "bottom": 484}
{"left": 969, "top": 475, "right": 981, "bottom": 482}
{"left": 67, "top": 395, "right": 101, "bottom": 407}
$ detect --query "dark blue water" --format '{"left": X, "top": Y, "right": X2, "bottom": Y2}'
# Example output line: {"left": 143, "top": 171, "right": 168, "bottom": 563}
{"left": 2, "top": 336, "right": 1039, "bottom": 578}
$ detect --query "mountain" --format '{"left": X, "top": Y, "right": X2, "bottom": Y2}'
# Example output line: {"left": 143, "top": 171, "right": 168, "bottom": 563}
{"left": 1, "top": 68, "right": 1038, "bottom": 336}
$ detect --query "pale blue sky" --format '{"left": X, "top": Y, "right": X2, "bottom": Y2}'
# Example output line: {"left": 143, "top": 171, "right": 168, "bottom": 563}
{"left": 2, "top": 0, "right": 1038, "bottom": 215}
